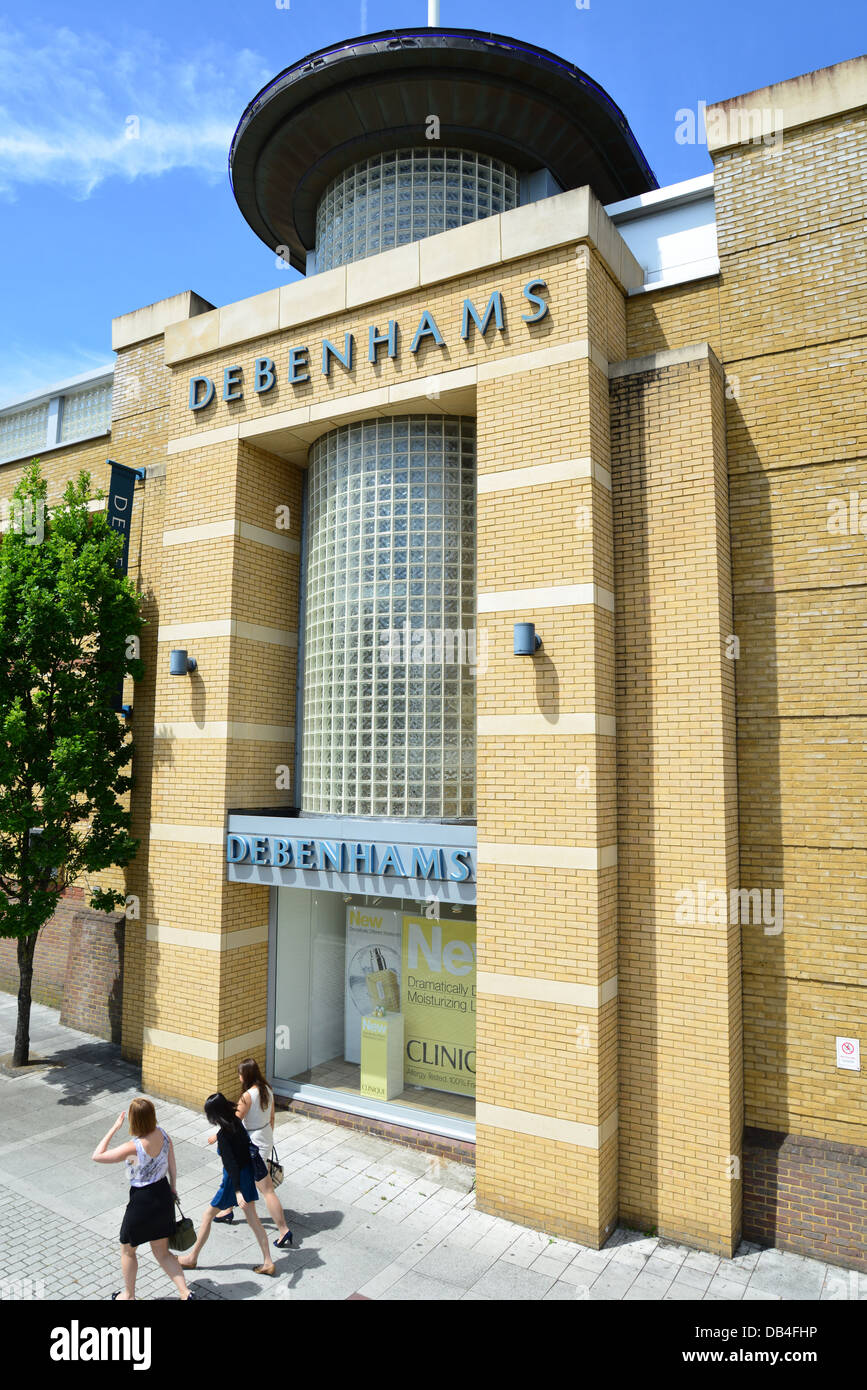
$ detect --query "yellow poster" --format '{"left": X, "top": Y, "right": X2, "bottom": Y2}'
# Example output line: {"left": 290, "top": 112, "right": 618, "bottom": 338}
{"left": 401, "top": 916, "right": 476, "bottom": 1096}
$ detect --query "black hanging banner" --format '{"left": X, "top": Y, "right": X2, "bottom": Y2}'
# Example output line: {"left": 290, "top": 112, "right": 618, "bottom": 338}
{"left": 106, "top": 459, "right": 142, "bottom": 574}
{"left": 107, "top": 460, "right": 144, "bottom": 713}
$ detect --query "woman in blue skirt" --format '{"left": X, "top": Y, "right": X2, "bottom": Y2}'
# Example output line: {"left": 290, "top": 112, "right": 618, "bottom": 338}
{"left": 178, "top": 1093, "right": 275, "bottom": 1276}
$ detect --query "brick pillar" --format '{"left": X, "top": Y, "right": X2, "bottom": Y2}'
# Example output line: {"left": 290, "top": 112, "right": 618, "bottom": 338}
{"left": 610, "top": 344, "right": 742, "bottom": 1255}
{"left": 473, "top": 246, "right": 623, "bottom": 1245}
{"left": 140, "top": 434, "right": 302, "bottom": 1107}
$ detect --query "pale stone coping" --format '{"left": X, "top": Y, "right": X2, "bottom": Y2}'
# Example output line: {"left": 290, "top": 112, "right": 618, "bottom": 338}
{"left": 605, "top": 172, "right": 715, "bottom": 221}
{"left": 608, "top": 342, "right": 716, "bottom": 379}
{"left": 113, "top": 290, "right": 215, "bottom": 352}
{"left": 627, "top": 261, "right": 720, "bottom": 298}
{"left": 220, "top": 289, "right": 280, "bottom": 348}
{"left": 476, "top": 338, "right": 608, "bottom": 381}
{"left": 477, "top": 583, "right": 615, "bottom": 613}
{"left": 167, "top": 423, "right": 239, "bottom": 454}
{"left": 477, "top": 713, "right": 616, "bottom": 737}
{"left": 163, "top": 185, "right": 643, "bottom": 365}
{"left": 154, "top": 721, "right": 294, "bottom": 742}
{"left": 346, "top": 241, "right": 421, "bottom": 308}
{"left": 280, "top": 267, "right": 346, "bottom": 329}
{"left": 146, "top": 923, "right": 268, "bottom": 952}
{"left": 165, "top": 339, "right": 600, "bottom": 461}
{"left": 476, "top": 971, "right": 618, "bottom": 1008}
{"left": 149, "top": 824, "right": 224, "bottom": 845}
{"left": 476, "top": 842, "right": 618, "bottom": 870}
{"left": 162, "top": 518, "right": 300, "bottom": 555}
{"left": 157, "top": 620, "right": 298, "bottom": 648}
{"left": 706, "top": 54, "right": 867, "bottom": 153}
{"left": 388, "top": 365, "right": 477, "bottom": 404}
{"left": 477, "top": 456, "right": 611, "bottom": 494}
{"left": 600, "top": 975, "right": 618, "bottom": 1006}
{"left": 476, "top": 1102, "right": 618, "bottom": 1151}
{"left": 142, "top": 1026, "right": 267, "bottom": 1063}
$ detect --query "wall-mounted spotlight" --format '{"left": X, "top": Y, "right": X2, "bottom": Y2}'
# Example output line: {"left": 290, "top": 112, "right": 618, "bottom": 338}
{"left": 513, "top": 622, "right": 542, "bottom": 655}
{"left": 169, "top": 649, "right": 198, "bottom": 676}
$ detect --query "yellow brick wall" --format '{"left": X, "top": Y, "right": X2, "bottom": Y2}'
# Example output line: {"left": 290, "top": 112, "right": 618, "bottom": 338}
{"left": 715, "top": 111, "right": 867, "bottom": 1146}
{"left": 473, "top": 253, "right": 621, "bottom": 1243}
{"left": 611, "top": 352, "right": 742, "bottom": 1255}
{"left": 626, "top": 279, "right": 721, "bottom": 360}
{"left": 139, "top": 427, "right": 303, "bottom": 1104}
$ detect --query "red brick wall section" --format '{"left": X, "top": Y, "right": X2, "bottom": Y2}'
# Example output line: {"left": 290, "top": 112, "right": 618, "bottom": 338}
{"left": 743, "top": 1127, "right": 867, "bottom": 1272}
{"left": 60, "top": 905, "right": 125, "bottom": 1043}
{"left": 0, "top": 887, "right": 80, "bottom": 1008}
{"left": 0, "top": 887, "right": 125, "bottom": 1044}
{"left": 281, "top": 1096, "right": 476, "bottom": 1167}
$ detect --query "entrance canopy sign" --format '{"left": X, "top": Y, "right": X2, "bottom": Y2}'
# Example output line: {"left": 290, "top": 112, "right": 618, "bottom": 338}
{"left": 226, "top": 812, "right": 476, "bottom": 905}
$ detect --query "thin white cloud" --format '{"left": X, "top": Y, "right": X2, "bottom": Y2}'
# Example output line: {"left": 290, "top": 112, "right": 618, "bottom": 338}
{"left": 0, "top": 21, "right": 272, "bottom": 198}
{"left": 0, "top": 345, "right": 114, "bottom": 410}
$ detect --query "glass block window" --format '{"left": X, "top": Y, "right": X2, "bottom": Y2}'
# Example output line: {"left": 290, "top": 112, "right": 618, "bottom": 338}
{"left": 60, "top": 381, "right": 112, "bottom": 443}
{"left": 302, "top": 416, "right": 476, "bottom": 820}
{"left": 0, "top": 403, "right": 49, "bottom": 465}
{"left": 315, "top": 148, "right": 519, "bottom": 272}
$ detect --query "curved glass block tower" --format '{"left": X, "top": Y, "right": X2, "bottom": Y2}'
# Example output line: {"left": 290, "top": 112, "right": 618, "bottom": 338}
{"left": 302, "top": 417, "right": 476, "bottom": 819}
{"left": 314, "top": 149, "right": 519, "bottom": 271}
{"left": 229, "top": 28, "right": 656, "bottom": 821}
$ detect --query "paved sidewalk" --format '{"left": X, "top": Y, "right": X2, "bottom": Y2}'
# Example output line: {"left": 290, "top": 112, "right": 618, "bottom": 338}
{"left": 0, "top": 998, "right": 862, "bottom": 1302}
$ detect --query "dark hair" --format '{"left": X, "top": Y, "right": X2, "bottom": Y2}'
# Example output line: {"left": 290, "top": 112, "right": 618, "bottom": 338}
{"left": 238, "top": 1058, "right": 271, "bottom": 1113}
{"left": 204, "top": 1092, "right": 244, "bottom": 1136}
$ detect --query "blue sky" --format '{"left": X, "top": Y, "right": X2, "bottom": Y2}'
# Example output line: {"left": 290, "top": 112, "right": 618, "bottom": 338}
{"left": 0, "top": 0, "right": 863, "bottom": 405}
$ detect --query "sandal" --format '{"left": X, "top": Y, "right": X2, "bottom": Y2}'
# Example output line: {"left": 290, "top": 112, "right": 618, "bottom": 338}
{"left": 254, "top": 1264, "right": 276, "bottom": 1276}
{"left": 274, "top": 1230, "right": 293, "bottom": 1249}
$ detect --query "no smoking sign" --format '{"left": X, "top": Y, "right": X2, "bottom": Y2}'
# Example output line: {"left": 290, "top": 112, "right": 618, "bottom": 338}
{"left": 836, "top": 1036, "right": 861, "bottom": 1071}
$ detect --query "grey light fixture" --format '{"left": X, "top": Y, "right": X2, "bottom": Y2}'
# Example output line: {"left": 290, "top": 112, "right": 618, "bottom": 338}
{"left": 169, "top": 649, "right": 197, "bottom": 676}
{"left": 513, "top": 622, "right": 542, "bottom": 655}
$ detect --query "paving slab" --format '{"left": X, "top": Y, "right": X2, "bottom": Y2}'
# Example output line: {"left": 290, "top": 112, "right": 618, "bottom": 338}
{"left": 0, "top": 1000, "right": 852, "bottom": 1303}
{"left": 412, "top": 1242, "right": 496, "bottom": 1289}
{"left": 469, "top": 1261, "right": 557, "bottom": 1300}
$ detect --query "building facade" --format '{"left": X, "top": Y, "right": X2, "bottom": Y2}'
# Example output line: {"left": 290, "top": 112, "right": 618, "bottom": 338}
{"left": 1, "top": 31, "right": 864, "bottom": 1269}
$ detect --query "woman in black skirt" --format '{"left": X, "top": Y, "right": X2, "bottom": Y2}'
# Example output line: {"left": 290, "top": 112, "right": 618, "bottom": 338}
{"left": 91, "top": 1097, "right": 193, "bottom": 1300}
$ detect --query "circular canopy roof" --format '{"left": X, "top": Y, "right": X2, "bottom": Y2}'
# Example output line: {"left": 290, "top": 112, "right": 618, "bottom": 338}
{"left": 229, "top": 28, "right": 657, "bottom": 271}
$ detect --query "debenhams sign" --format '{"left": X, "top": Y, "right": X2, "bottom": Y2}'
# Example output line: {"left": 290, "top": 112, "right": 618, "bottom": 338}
{"left": 188, "top": 279, "right": 549, "bottom": 410}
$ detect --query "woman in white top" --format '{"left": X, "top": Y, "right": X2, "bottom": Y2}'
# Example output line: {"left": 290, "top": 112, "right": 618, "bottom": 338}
{"left": 91, "top": 1097, "right": 193, "bottom": 1300}
{"left": 213, "top": 1057, "right": 292, "bottom": 1248}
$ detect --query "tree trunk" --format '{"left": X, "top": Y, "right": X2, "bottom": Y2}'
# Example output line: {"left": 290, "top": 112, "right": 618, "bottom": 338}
{"left": 13, "top": 933, "right": 38, "bottom": 1067}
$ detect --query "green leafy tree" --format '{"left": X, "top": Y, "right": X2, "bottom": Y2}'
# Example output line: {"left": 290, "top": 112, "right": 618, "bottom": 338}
{"left": 0, "top": 463, "right": 144, "bottom": 1065}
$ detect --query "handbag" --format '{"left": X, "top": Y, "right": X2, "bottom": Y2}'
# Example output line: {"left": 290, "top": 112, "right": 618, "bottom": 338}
{"left": 248, "top": 1135, "right": 268, "bottom": 1182}
{"left": 169, "top": 1197, "right": 196, "bottom": 1253}
{"left": 267, "top": 1146, "right": 284, "bottom": 1188}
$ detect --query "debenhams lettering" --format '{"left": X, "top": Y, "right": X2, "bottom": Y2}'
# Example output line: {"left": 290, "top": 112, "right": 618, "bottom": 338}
{"left": 188, "top": 280, "right": 550, "bottom": 410}
{"left": 227, "top": 833, "right": 475, "bottom": 882}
